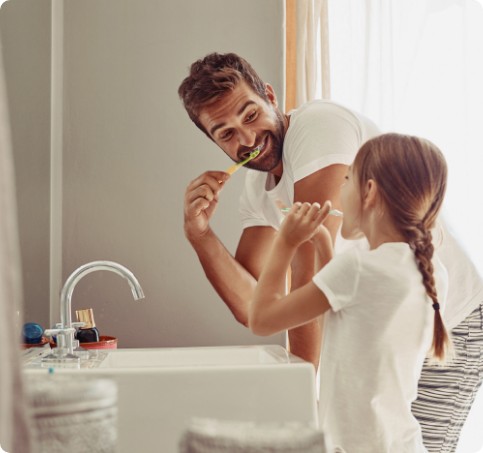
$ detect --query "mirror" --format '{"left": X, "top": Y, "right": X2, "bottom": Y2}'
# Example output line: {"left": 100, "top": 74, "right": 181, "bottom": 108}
{"left": 0, "top": 0, "right": 286, "bottom": 348}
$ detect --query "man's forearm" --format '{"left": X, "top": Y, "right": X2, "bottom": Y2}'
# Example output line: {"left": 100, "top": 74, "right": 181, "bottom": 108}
{"left": 287, "top": 321, "right": 321, "bottom": 370}
{"left": 189, "top": 228, "right": 256, "bottom": 326}
{"left": 288, "top": 241, "right": 322, "bottom": 370}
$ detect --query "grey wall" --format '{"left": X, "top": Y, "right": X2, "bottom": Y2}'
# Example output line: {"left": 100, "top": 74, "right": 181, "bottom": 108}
{"left": 0, "top": 0, "right": 51, "bottom": 329}
{"left": 1, "top": 0, "right": 286, "bottom": 348}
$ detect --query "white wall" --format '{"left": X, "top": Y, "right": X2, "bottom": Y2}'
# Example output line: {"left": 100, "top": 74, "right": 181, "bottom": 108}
{"left": 1, "top": 0, "right": 286, "bottom": 348}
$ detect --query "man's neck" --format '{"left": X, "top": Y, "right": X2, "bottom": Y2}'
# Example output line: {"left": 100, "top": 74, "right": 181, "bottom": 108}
{"left": 268, "top": 113, "right": 290, "bottom": 181}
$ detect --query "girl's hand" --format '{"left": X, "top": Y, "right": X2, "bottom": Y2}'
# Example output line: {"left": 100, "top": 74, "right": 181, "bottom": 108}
{"left": 279, "top": 201, "right": 332, "bottom": 249}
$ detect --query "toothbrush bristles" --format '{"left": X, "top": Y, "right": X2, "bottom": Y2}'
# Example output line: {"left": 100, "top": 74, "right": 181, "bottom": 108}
{"left": 329, "top": 209, "right": 343, "bottom": 217}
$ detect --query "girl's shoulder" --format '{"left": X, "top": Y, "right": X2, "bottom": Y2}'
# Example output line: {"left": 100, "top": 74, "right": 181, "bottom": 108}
{"left": 355, "top": 242, "right": 415, "bottom": 279}
{"left": 335, "top": 242, "right": 411, "bottom": 263}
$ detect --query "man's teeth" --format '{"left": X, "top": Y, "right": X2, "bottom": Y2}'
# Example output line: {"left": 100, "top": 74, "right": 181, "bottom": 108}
{"left": 255, "top": 140, "right": 266, "bottom": 153}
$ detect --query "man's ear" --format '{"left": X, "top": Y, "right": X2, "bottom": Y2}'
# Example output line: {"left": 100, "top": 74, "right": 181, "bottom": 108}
{"left": 362, "top": 179, "right": 378, "bottom": 209}
{"left": 265, "top": 83, "right": 278, "bottom": 108}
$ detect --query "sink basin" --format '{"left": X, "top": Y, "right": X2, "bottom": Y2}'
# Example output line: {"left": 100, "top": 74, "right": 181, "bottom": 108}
{"left": 97, "top": 344, "right": 291, "bottom": 368}
{"left": 24, "top": 345, "right": 318, "bottom": 453}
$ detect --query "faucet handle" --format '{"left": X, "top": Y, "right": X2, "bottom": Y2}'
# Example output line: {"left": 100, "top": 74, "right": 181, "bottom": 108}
{"left": 44, "top": 327, "right": 76, "bottom": 338}
{"left": 43, "top": 328, "right": 79, "bottom": 360}
{"left": 54, "top": 322, "right": 86, "bottom": 329}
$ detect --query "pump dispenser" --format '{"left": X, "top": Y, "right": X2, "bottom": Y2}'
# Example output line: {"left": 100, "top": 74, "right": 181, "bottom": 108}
{"left": 75, "top": 308, "right": 100, "bottom": 343}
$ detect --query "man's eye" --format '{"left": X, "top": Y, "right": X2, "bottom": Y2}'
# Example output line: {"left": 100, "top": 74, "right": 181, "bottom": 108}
{"left": 220, "top": 130, "right": 233, "bottom": 140}
{"left": 246, "top": 111, "right": 257, "bottom": 122}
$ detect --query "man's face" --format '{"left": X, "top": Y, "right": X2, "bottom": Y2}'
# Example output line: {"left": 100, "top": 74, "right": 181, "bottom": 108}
{"left": 198, "top": 81, "right": 286, "bottom": 174}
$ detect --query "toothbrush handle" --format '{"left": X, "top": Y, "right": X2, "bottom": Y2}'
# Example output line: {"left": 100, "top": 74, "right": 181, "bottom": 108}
{"left": 224, "top": 149, "right": 260, "bottom": 175}
{"left": 280, "top": 207, "right": 343, "bottom": 217}
{"left": 225, "top": 162, "right": 243, "bottom": 175}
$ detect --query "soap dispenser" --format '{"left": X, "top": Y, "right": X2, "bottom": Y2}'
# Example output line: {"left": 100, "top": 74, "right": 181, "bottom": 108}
{"left": 75, "top": 308, "right": 100, "bottom": 343}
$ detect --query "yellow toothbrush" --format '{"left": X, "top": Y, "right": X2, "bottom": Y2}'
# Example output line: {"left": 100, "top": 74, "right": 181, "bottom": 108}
{"left": 225, "top": 146, "right": 261, "bottom": 175}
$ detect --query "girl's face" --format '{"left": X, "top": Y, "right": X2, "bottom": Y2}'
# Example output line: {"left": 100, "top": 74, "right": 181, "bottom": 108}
{"left": 340, "top": 166, "right": 364, "bottom": 240}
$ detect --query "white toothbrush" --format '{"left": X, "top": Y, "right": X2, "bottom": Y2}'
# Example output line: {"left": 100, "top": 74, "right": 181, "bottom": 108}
{"left": 280, "top": 206, "right": 343, "bottom": 217}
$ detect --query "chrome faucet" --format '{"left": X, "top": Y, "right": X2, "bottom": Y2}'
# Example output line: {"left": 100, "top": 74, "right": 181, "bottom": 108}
{"left": 44, "top": 261, "right": 145, "bottom": 360}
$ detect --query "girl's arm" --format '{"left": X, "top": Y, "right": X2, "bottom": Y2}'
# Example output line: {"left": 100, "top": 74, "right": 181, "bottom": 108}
{"left": 249, "top": 202, "right": 332, "bottom": 336}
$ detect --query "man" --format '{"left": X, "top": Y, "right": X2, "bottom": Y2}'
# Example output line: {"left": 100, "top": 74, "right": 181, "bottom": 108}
{"left": 180, "top": 52, "right": 483, "bottom": 452}
{"left": 179, "top": 52, "right": 379, "bottom": 369}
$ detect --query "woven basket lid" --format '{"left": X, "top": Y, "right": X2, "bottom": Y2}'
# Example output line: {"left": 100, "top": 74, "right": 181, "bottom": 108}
{"left": 179, "top": 418, "right": 333, "bottom": 453}
{"left": 25, "top": 375, "right": 117, "bottom": 416}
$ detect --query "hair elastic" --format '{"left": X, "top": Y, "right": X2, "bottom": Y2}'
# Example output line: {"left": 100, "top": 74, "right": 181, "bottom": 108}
{"left": 432, "top": 302, "right": 440, "bottom": 311}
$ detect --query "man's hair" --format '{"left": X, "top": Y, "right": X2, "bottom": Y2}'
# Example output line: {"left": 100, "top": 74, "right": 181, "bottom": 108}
{"left": 178, "top": 52, "right": 269, "bottom": 136}
{"left": 354, "top": 133, "right": 451, "bottom": 362}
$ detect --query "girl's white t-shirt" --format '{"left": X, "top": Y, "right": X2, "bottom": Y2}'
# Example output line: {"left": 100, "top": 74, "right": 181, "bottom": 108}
{"left": 312, "top": 242, "right": 448, "bottom": 453}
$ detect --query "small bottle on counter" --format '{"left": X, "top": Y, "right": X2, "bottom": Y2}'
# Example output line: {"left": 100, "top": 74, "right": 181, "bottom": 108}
{"left": 22, "top": 322, "right": 44, "bottom": 344}
{"left": 75, "top": 308, "right": 100, "bottom": 343}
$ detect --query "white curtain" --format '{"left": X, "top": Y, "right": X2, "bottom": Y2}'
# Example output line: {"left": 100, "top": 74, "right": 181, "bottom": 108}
{"left": 294, "top": 0, "right": 330, "bottom": 105}
{"left": 0, "top": 33, "right": 33, "bottom": 453}
{"left": 326, "top": 1, "right": 483, "bottom": 452}
{"left": 328, "top": 0, "right": 483, "bottom": 276}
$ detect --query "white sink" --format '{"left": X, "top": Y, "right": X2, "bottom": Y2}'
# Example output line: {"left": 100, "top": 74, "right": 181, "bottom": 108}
{"left": 97, "top": 344, "right": 291, "bottom": 368}
{"left": 24, "top": 345, "right": 318, "bottom": 453}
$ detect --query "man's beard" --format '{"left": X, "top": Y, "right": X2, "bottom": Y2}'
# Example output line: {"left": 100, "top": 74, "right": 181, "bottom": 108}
{"left": 244, "top": 110, "right": 285, "bottom": 172}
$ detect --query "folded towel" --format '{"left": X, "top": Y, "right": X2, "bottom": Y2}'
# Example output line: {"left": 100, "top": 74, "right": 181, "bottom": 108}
{"left": 179, "top": 418, "right": 334, "bottom": 453}
{"left": 25, "top": 375, "right": 118, "bottom": 453}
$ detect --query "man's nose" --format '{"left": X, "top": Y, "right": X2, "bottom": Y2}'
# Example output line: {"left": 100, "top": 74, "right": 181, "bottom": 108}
{"left": 237, "top": 128, "right": 256, "bottom": 148}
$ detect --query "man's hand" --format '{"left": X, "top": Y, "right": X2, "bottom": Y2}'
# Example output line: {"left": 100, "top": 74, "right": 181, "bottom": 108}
{"left": 184, "top": 171, "right": 229, "bottom": 242}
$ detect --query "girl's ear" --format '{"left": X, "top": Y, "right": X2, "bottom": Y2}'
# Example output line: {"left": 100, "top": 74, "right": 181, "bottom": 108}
{"left": 265, "top": 83, "right": 278, "bottom": 108}
{"left": 362, "top": 179, "right": 378, "bottom": 209}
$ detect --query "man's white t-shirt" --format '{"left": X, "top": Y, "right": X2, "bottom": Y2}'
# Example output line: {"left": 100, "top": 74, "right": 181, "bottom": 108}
{"left": 239, "top": 99, "right": 379, "bottom": 255}
{"left": 313, "top": 243, "right": 448, "bottom": 453}
{"left": 433, "top": 218, "right": 483, "bottom": 328}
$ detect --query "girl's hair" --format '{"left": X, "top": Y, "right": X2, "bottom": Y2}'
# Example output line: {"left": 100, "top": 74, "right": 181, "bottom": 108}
{"left": 353, "top": 133, "right": 451, "bottom": 362}
{"left": 178, "top": 52, "right": 269, "bottom": 137}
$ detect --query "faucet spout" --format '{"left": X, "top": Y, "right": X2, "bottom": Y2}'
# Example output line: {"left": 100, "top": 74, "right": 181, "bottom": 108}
{"left": 59, "top": 261, "right": 145, "bottom": 347}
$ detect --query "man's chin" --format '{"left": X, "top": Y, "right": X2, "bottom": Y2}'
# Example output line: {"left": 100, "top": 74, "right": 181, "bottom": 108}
{"left": 246, "top": 159, "right": 280, "bottom": 173}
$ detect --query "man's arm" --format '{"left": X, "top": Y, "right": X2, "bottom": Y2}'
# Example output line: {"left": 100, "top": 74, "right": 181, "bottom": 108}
{"left": 287, "top": 163, "right": 348, "bottom": 369}
{"left": 192, "top": 225, "right": 277, "bottom": 326}
{"left": 184, "top": 165, "right": 347, "bottom": 371}
{"left": 293, "top": 164, "right": 347, "bottom": 243}
{"left": 184, "top": 170, "right": 277, "bottom": 326}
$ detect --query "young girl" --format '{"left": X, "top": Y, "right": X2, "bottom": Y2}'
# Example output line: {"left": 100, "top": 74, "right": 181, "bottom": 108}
{"left": 249, "top": 133, "right": 452, "bottom": 452}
